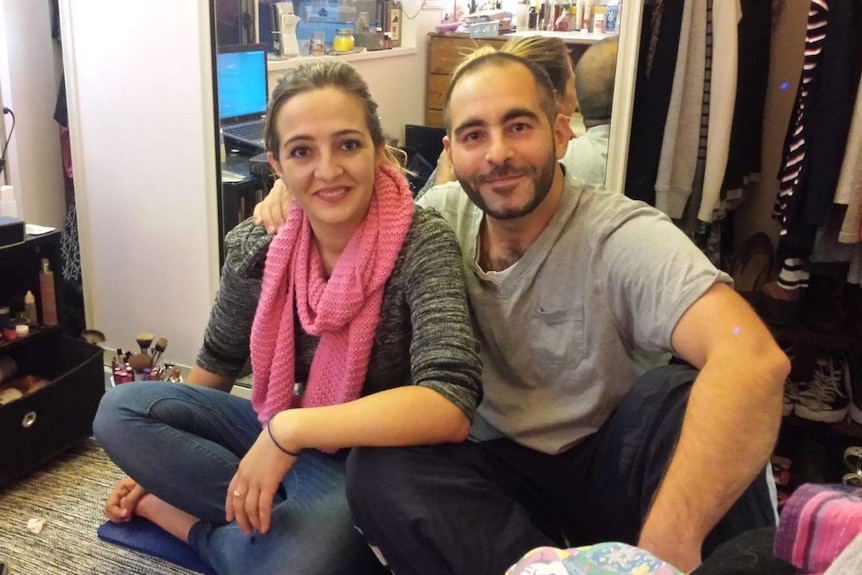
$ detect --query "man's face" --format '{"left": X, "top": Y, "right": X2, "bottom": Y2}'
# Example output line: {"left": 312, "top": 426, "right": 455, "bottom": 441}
{"left": 443, "top": 62, "right": 569, "bottom": 221}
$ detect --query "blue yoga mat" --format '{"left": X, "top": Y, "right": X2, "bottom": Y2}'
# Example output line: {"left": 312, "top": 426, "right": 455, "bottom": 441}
{"left": 97, "top": 518, "right": 216, "bottom": 575}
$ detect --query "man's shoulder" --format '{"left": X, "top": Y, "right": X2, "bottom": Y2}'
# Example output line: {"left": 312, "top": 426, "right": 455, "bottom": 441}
{"left": 573, "top": 183, "right": 666, "bottom": 226}
{"left": 416, "top": 181, "right": 472, "bottom": 211}
{"left": 415, "top": 182, "right": 479, "bottom": 231}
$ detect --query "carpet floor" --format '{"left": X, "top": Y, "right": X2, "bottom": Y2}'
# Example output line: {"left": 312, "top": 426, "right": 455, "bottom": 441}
{"left": 0, "top": 437, "right": 196, "bottom": 575}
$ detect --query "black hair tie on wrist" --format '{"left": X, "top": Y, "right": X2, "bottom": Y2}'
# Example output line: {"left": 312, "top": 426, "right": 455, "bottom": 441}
{"left": 267, "top": 419, "right": 301, "bottom": 457}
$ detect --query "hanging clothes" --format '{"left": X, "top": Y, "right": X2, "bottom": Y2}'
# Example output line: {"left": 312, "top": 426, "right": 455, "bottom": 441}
{"left": 624, "top": 0, "right": 685, "bottom": 205}
{"left": 654, "top": 0, "right": 705, "bottom": 218}
{"left": 835, "top": 71, "right": 862, "bottom": 244}
{"left": 713, "top": 0, "right": 772, "bottom": 220}
{"left": 697, "top": 0, "right": 741, "bottom": 223}
{"left": 776, "top": 0, "right": 862, "bottom": 260}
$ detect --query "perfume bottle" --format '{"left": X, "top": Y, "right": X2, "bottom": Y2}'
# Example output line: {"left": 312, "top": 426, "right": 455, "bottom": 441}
{"left": 39, "top": 258, "right": 58, "bottom": 326}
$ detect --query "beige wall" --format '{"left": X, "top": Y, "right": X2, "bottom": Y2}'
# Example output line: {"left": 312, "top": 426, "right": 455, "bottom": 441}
{"left": 0, "top": 0, "right": 67, "bottom": 229}
{"left": 734, "top": 0, "right": 809, "bottom": 249}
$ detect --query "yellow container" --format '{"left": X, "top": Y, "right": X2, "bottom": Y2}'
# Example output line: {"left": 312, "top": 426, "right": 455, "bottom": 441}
{"left": 333, "top": 29, "right": 355, "bottom": 52}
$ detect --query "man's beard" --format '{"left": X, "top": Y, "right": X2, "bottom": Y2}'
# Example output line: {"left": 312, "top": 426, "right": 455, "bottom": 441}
{"left": 457, "top": 152, "right": 557, "bottom": 220}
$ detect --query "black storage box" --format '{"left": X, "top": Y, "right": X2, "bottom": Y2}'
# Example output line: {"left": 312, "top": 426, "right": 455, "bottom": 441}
{"left": 0, "top": 330, "right": 104, "bottom": 486}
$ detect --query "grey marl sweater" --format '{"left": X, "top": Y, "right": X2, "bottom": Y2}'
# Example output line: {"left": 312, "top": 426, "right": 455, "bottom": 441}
{"left": 196, "top": 205, "right": 482, "bottom": 418}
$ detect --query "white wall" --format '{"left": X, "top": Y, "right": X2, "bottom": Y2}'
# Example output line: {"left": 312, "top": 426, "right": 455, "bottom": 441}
{"left": 59, "top": 0, "right": 221, "bottom": 366}
{"left": 0, "top": 0, "right": 66, "bottom": 228}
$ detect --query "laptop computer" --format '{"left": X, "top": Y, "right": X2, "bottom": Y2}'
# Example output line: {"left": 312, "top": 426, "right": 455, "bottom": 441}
{"left": 217, "top": 44, "right": 268, "bottom": 153}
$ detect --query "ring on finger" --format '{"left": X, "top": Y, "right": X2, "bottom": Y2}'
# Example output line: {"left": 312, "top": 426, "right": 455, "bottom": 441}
{"left": 233, "top": 489, "right": 244, "bottom": 499}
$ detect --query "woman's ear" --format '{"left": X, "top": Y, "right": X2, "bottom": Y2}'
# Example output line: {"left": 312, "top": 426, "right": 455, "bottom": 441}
{"left": 374, "top": 142, "right": 387, "bottom": 170}
{"left": 267, "top": 151, "right": 284, "bottom": 178}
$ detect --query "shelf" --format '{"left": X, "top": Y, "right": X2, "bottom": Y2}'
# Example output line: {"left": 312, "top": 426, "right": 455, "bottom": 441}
{"left": 782, "top": 413, "right": 862, "bottom": 442}
{"left": 0, "top": 325, "right": 62, "bottom": 356}
{"left": 0, "top": 230, "right": 61, "bottom": 255}
{"left": 266, "top": 46, "right": 418, "bottom": 71}
{"left": 769, "top": 324, "right": 862, "bottom": 353}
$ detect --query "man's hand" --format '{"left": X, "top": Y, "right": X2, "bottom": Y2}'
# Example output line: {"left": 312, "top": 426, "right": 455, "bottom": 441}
{"left": 104, "top": 477, "right": 147, "bottom": 523}
{"left": 252, "top": 179, "right": 292, "bottom": 235}
{"left": 638, "top": 526, "right": 702, "bottom": 573}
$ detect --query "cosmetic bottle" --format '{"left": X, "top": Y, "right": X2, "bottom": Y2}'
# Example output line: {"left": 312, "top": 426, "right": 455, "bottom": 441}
{"left": 23, "top": 291, "right": 37, "bottom": 325}
{"left": 0, "top": 185, "right": 17, "bottom": 218}
{"left": 39, "top": 258, "right": 58, "bottom": 326}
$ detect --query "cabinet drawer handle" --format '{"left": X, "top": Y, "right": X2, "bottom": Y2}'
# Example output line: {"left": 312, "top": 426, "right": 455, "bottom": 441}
{"left": 22, "top": 411, "right": 37, "bottom": 428}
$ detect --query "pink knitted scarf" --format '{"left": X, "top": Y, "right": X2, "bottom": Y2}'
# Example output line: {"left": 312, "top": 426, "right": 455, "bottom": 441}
{"left": 250, "top": 163, "right": 414, "bottom": 424}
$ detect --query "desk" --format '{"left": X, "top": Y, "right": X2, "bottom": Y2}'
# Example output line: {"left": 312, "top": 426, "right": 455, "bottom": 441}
{"left": 218, "top": 153, "right": 275, "bottom": 266}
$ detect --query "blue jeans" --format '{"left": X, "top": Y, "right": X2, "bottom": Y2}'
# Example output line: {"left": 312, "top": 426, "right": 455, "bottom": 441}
{"left": 93, "top": 382, "right": 384, "bottom": 575}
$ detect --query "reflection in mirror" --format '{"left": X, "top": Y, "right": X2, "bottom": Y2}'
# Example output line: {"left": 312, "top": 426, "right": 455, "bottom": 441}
{"left": 212, "top": 0, "right": 272, "bottom": 265}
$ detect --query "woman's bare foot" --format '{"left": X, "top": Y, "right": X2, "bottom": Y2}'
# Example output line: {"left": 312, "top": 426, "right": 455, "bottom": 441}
{"left": 135, "top": 493, "right": 199, "bottom": 544}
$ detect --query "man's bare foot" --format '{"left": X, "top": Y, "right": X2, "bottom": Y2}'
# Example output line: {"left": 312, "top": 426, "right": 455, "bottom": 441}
{"left": 135, "top": 494, "right": 199, "bottom": 544}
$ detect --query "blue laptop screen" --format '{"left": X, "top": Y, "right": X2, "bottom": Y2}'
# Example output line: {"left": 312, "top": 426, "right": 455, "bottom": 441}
{"left": 217, "top": 49, "right": 267, "bottom": 120}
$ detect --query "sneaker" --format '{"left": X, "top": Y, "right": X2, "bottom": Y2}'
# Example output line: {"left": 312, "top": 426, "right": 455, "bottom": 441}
{"left": 848, "top": 355, "right": 862, "bottom": 425}
{"left": 783, "top": 378, "right": 799, "bottom": 417}
{"left": 794, "top": 353, "right": 851, "bottom": 423}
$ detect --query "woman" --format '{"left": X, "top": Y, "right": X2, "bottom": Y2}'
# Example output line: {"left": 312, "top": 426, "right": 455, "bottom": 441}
{"left": 93, "top": 61, "right": 482, "bottom": 575}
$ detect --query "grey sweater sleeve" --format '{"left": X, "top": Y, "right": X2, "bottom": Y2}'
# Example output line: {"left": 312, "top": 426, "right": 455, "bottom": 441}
{"left": 195, "top": 218, "right": 272, "bottom": 378}
{"left": 401, "top": 207, "right": 483, "bottom": 419}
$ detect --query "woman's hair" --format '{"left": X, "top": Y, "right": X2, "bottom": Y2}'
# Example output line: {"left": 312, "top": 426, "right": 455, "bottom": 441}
{"left": 264, "top": 61, "right": 404, "bottom": 169}
{"left": 450, "top": 37, "right": 572, "bottom": 104}
{"left": 500, "top": 37, "right": 573, "bottom": 103}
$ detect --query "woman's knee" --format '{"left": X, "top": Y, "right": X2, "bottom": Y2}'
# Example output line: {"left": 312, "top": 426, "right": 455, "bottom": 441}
{"left": 93, "top": 385, "right": 132, "bottom": 444}
{"left": 92, "top": 383, "right": 158, "bottom": 447}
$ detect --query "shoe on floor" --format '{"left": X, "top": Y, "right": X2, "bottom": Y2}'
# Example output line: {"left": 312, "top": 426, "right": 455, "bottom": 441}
{"left": 794, "top": 353, "right": 851, "bottom": 423}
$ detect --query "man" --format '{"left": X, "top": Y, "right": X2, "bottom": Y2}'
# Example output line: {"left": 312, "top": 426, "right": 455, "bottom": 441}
{"left": 563, "top": 35, "right": 617, "bottom": 185}
{"left": 253, "top": 53, "right": 788, "bottom": 574}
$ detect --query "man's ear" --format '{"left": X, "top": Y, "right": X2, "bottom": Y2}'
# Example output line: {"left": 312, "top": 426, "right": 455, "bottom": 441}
{"left": 267, "top": 152, "right": 284, "bottom": 178}
{"left": 553, "top": 113, "right": 571, "bottom": 160}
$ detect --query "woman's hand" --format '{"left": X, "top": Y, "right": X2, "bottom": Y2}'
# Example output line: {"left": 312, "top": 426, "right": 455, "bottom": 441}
{"left": 433, "top": 150, "right": 456, "bottom": 186}
{"left": 252, "top": 179, "right": 292, "bottom": 235}
{"left": 225, "top": 425, "right": 298, "bottom": 535}
{"left": 104, "top": 477, "right": 147, "bottom": 523}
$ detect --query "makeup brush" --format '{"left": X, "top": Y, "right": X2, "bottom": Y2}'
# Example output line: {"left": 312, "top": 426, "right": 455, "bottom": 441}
{"left": 150, "top": 337, "right": 168, "bottom": 368}
{"left": 135, "top": 332, "right": 155, "bottom": 355}
{"left": 128, "top": 353, "right": 152, "bottom": 373}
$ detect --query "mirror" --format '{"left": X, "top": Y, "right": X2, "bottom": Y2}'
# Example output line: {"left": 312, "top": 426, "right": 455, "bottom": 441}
{"left": 606, "top": 0, "right": 642, "bottom": 192}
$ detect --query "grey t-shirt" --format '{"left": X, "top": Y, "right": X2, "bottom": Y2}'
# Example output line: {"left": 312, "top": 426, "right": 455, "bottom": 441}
{"left": 418, "top": 175, "right": 731, "bottom": 454}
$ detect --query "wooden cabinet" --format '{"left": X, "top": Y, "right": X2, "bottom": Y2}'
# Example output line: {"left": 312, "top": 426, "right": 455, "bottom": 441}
{"left": 425, "top": 32, "right": 595, "bottom": 127}
{"left": 425, "top": 34, "right": 508, "bottom": 127}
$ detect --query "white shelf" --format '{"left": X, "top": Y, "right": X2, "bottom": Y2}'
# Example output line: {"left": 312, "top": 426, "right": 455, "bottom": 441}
{"left": 505, "top": 30, "right": 614, "bottom": 45}
{"left": 267, "top": 46, "right": 418, "bottom": 71}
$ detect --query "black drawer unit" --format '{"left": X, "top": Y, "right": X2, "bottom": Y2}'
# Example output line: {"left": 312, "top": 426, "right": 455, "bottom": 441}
{"left": 1, "top": 232, "right": 105, "bottom": 487}
{"left": 0, "top": 330, "right": 104, "bottom": 486}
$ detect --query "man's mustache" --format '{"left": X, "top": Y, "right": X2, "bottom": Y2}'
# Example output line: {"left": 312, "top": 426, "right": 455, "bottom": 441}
{"left": 476, "top": 165, "right": 529, "bottom": 184}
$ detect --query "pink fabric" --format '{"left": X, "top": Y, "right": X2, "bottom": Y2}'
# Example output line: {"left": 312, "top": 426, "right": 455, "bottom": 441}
{"left": 250, "top": 163, "right": 414, "bottom": 425}
{"left": 774, "top": 483, "right": 862, "bottom": 575}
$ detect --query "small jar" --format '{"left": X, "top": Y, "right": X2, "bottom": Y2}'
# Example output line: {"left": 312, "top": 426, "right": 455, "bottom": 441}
{"left": 333, "top": 28, "right": 355, "bottom": 53}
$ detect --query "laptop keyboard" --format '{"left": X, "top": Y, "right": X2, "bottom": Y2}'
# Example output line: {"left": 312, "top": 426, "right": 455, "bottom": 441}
{"left": 224, "top": 121, "right": 264, "bottom": 143}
